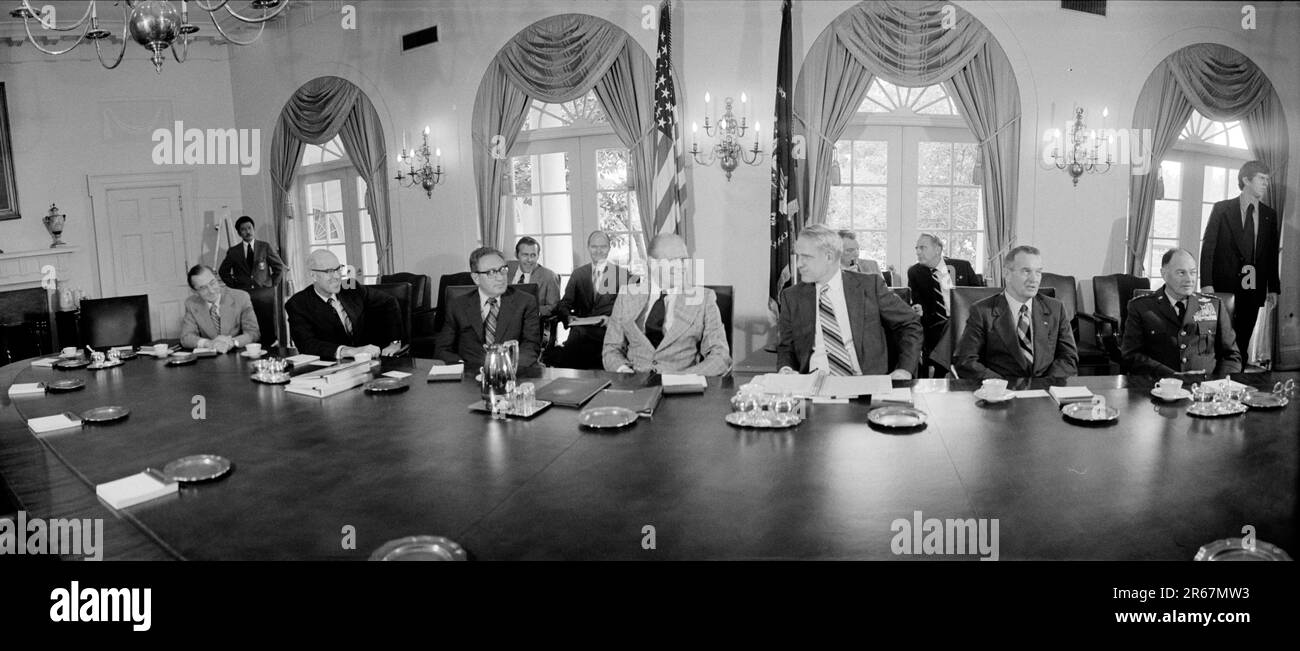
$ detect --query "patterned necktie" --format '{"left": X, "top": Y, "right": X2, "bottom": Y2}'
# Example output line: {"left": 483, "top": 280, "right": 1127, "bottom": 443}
{"left": 819, "top": 285, "right": 855, "bottom": 376}
{"left": 1243, "top": 204, "right": 1256, "bottom": 263}
{"left": 592, "top": 266, "right": 603, "bottom": 293}
{"left": 1017, "top": 303, "right": 1033, "bottom": 370}
{"left": 330, "top": 297, "right": 352, "bottom": 336}
{"left": 933, "top": 268, "right": 948, "bottom": 320}
{"left": 1175, "top": 299, "right": 1186, "bottom": 322}
{"left": 209, "top": 303, "right": 221, "bottom": 334}
{"left": 484, "top": 297, "right": 499, "bottom": 344}
{"left": 644, "top": 291, "right": 668, "bottom": 348}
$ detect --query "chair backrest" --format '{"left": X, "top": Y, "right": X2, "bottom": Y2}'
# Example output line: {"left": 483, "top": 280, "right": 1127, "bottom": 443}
{"left": 704, "top": 285, "right": 733, "bottom": 350}
{"left": 246, "top": 287, "right": 278, "bottom": 346}
{"left": 381, "top": 272, "right": 431, "bottom": 312}
{"left": 367, "top": 282, "right": 412, "bottom": 342}
{"left": 513, "top": 283, "right": 538, "bottom": 299}
{"left": 79, "top": 295, "right": 151, "bottom": 348}
{"left": 1093, "top": 274, "right": 1150, "bottom": 330}
{"left": 891, "top": 287, "right": 912, "bottom": 305}
{"left": 948, "top": 287, "right": 1002, "bottom": 355}
{"left": 433, "top": 272, "right": 474, "bottom": 333}
{"left": 1040, "top": 273, "right": 1077, "bottom": 324}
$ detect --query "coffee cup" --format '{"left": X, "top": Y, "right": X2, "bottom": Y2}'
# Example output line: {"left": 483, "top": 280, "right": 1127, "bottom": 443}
{"left": 152, "top": 343, "right": 170, "bottom": 356}
{"left": 981, "top": 379, "right": 1008, "bottom": 397}
{"left": 245, "top": 343, "right": 262, "bottom": 355}
{"left": 61, "top": 346, "right": 78, "bottom": 358}
{"left": 1156, "top": 378, "right": 1183, "bottom": 394}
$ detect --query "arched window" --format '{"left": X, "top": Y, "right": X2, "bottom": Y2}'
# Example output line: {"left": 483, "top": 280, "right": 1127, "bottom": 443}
{"left": 295, "top": 136, "right": 379, "bottom": 284}
{"left": 830, "top": 79, "right": 983, "bottom": 275}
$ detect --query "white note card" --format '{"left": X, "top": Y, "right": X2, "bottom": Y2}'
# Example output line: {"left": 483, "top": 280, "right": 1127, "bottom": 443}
{"left": 1010, "top": 390, "right": 1050, "bottom": 399}
{"left": 8, "top": 383, "right": 45, "bottom": 397}
{"left": 27, "top": 413, "right": 82, "bottom": 435}
{"left": 382, "top": 371, "right": 412, "bottom": 379}
{"left": 96, "top": 472, "right": 178, "bottom": 510}
{"left": 428, "top": 363, "right": 465, "bottom": 378}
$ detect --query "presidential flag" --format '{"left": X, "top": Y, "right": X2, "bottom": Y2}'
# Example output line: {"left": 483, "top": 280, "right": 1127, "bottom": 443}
{"left": 653, "top": 0, "right": 687, "bottom": 236}
{"left": 768, "top": 0, "right": 800, "bottom": 318}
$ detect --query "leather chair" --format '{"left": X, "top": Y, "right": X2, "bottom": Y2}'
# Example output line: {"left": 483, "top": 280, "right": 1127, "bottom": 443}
{"left": 943, "top": 287, "right": 1002, "bottom": 377}
{"left": 382, "top": 272, "right": 435, "bottom": 356}
{"left": 246, "top": 287, "right": 278, "bottom": 347}
{"left": 1041, "top": 272, "right": 1111, "bottom": 375}
{"left": 381, "top": 272, "right": 431, "bottom": 312}
{"left": 79, "top": 295, "right": 151, "bottom": 348}
{"left": 1092, "top": 274, "right": 1151, "bottom": 364}
{"left": 433, "top": 272, "right": 475, "bottom": 335}
{"left": 367, "top": 282, "right": 412, "bottom": 343}
{"left": 891, "top": 287, "right": 912, "bottom": 305}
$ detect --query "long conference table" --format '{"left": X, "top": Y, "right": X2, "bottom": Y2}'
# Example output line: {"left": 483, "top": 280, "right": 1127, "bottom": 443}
{"left": 1, "top": 352, "right": 1295, "bottom": 561}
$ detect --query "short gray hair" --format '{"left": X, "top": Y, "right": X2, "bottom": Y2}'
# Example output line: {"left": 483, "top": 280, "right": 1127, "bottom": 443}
{"left": 1003, "top": 245, "right": 1041, "bottom": 268}
{"left": 918, "top": 233, "right": 944, "bottom": 250}
{"left": 798, "top": 224, "right": 844, "bottom": 259}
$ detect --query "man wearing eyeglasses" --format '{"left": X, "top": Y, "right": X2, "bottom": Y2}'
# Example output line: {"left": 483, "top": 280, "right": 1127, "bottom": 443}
{"left": 432, "top": 246, "right": 541, "bottom": 370}
{"left": 285, "top": 249, "right": 403, "bottom": 361}
{"left": 180, "top": 264, "right": 260, "bottom": 353}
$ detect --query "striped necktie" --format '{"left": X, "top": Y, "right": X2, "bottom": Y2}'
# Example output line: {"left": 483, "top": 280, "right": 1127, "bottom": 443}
{"left": 819, "top": 285, "right": 855, "bottom": 376}
{"left": 484, "top": 297, "right": 499, "bottom": 344}
{"left": 209, "top": 303, "right": 221, "bottom": 334}
{"left": 1017, "top": 303, "right": 1033, "bottom": 371}
{"left": 329, "top": 297, "right": 352, "bottom": 336}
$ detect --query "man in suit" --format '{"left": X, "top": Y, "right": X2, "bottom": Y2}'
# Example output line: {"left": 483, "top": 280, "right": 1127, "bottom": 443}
{"left": 285, "top": 249, "right": 403, "bottom": 361}
{"left": 1121, "top": 248, "right": 1241, "bottom": 376}
{"left": 907, "top": 233, "right": 979, "bottom": 376}
{"left": 778, "top": 224, "right": 922, "bottom": 378}
{"left": 506, "top": 236, "right": 562, "bottom": 320}
{"left": 554, "top": 231, "right": 628, "bottom": 369}
{"left": 838, "top": 229, "right": 886, "bottom": 280}
{"left": 433, "top": 246, "right": 541, "bottom": 370}
{"left": 603, "top": 234, "right": 731, "bottom": 375}
{"left": 218, "top": 215, "right": 287, "bottom": 290}
{"left": 179, "top": 264, "right": 260, "bottom": 352}
{"left": 955, "top": 245, "right": 1078, "bottom": 379}
{"left": 1199, "top": 160, "right": 1280, "bottom": 362}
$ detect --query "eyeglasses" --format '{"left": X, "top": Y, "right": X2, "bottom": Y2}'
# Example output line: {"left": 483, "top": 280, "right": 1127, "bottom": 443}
{"left": 311, "top": 266, "right": 344, "bottom": 276}
{"left": 473, "top": 265, "right": 510, "bottom": 278}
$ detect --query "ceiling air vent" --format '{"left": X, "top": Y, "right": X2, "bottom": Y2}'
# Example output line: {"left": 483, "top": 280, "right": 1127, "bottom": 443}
{"left": 1061, "top": 1, "right": 1106, "bottom": 17}
{"left": 402, "top": 25, "right": 439, "bottom": 52}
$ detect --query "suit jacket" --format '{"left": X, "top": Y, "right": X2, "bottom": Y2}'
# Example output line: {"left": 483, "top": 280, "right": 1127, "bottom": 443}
{"left": 505, "top": 261, "right": 562, "bottom": 319}
{"left": 285, "top": 284, "right": 401, "bottom": 360}
{"left": 602, "top": 282, "right": 731, "bottom": 376}
{"left": 219, "top": 240, "right": 286, "bottom": 290}
{"left": 954, "top": 293, "right": 1078, "bottom": 379}
{"left": 432, "top": 286, "right": 540, "bottom": 370}
{"left": 1200, "top": 198, "right": 1280, "bottom": 296}
{"left": 777, "top": 271, "right": 923, "bottom": 375}
{"left": 555, "top": 262, "right": 626, "bottom": 323}
{"left": 1119, "top": 289, "right": 1240, "bottom": 376}
{"left": 907, "top": 258, "right": 979, "bottom": 348}
{"left": 179, "top": 288, "right": 260, "bottom": 349}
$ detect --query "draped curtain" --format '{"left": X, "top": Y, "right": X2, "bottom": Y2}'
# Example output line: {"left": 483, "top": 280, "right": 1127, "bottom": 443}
{"left": 1127, "top": 43, "right": 1287, "bottom": 275}
{"left": 472, "top": 14, "right": 656, "bottom": 250}
{"left": 269, "top": 76, "right": 394, "bottom": 280}
{"left": 794, "top": 0, "right": 1020, "bottom": 284}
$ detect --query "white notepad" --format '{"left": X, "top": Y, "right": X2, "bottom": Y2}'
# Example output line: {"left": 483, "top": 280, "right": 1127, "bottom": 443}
{"left": 427, "top": 363, "right": 465, "bottom": 379}
{"left": 30, "top": 357, "right": 59, "bottom": 368}
{"left": 874, "top": 387, "right": 914, "bottom": 405}
{"left": 27, "top": 413, "right": 82, "bottom": 435}
{"left": 285, "top": 354, "right": 321, "bottom": 366}
{"left": 8, "top": 383, "right": 45, "bottom": 397}
{"left": 96, "top": 471, "right": 178, "bottom": 510}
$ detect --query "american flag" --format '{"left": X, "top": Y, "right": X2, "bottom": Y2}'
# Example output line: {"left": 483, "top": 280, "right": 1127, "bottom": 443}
{"left": 768, "top": 0, "right": 799, "bottom": 319}
{"left": 653, "top": 0, "right": 686, "bottom": 236}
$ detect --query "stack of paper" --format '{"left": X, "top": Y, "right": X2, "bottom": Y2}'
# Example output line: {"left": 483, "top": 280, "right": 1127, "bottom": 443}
{"left": 8, "top": 383, "right": 45, "bottom": 397}
{"left": 285, "top": 353, "right": 321, "bottom": 366}
{"left": 96, "top": 471, "right": 178, "bottom": 510}
{"left": 750, "top": 372, "right": 892, "bottom": 399}
{"left": 286, "top": 359, "right": 376, "bottom": 398}
{"left": 30, "top": 357, "right": 59, "bottom": 368}
{"left": 427, "top": 363, "right": 465, "bottom": 381}
{"left": 1048, "top": 386, "right": 1094, "bottom": 406}
{"left": 661, "top": 374, "right": 707, "bottom": 394}
{"left": 873, "top": 387, "right": 914, "bottom": 405}
{"left": 27, "top": 413, "right": 82, "bottom": 435}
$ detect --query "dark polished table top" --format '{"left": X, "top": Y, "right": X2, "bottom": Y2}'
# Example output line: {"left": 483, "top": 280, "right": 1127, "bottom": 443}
{"left": 1, "top": 354, "right": 1295, "bottom": 560}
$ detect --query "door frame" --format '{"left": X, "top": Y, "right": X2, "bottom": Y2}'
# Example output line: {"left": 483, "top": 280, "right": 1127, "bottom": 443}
{"left": 86, "top": 171, "right": 196, "bottom": 298}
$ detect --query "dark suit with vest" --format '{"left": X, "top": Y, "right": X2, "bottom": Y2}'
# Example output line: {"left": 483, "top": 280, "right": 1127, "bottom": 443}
{"left": 1119, "top": 289, "right": 1240, "bottom": 376}
{"left": 554, "top": 262, "right": 628, "bottom": 369}
{"left": 777, "top": 270, "right": 923, "bottom": 375}
{"left": 285, "top": 284, "right": 401, "bottom": 360}
{"left": 1200, "top": 197, "right": 1279, "bottom": 359}
{"left": 954, "top": 293, "right": 1078, "bottom": 380}
{"left": 432, "top": 286, "right": 540, "bottom": 370}
{"left": 219, "top": 239, "right": 286, "bottom": 290}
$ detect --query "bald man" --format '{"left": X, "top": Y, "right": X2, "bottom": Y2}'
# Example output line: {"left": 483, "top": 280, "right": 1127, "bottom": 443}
{"left": 602, "top": 234, "right": 731, "bottom": 375}
{"left": 1121, "top": 248, "right": 1240, "bottom": 376}
{"left": 553, "top": 231, "right": 630, "bottom": 369}
{"left": 285, "top": 249, "right": 403, "bottom": 361}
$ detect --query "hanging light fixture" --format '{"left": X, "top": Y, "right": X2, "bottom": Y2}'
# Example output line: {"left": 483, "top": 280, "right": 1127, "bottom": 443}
{"left": 9, "top": 0, "right": 289, "bottom": 73}
{"left": 394, "top": 126, "right": 444, "bottom": 198}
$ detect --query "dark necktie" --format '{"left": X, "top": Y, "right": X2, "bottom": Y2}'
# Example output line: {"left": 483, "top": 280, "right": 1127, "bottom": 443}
{"left": 644, "top": 291, "right": 667, "bottom": 348}
{"left": 246, "top": 243, "right": 254, "bottom": 270}
{"left": 1175, "top": 299, "right": 1186, "bottom": 322}
{"left": 484, "top": 297, "right": 499, "bottom": 344}
{"left": 1017, "top": 304, "right": 1033, "bottom": 371}
{"left": 1243, "top": 204, "right": 1256, "bottom": 263}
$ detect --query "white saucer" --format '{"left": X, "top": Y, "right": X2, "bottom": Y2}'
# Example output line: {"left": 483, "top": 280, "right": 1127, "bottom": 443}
{"left": 240, "top": 350, "right": 267, "bottom": 359}
{"left": 1151, "top": 387, "right": 1192, "bottom": 401}
{"left": 973, "top": 388, "right": 1013, "bottom": 403}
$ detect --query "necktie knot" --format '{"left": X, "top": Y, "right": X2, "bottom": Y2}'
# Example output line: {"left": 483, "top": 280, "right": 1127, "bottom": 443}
{"left": 1019, "top": 304, "right": 1028, "bottom": 316}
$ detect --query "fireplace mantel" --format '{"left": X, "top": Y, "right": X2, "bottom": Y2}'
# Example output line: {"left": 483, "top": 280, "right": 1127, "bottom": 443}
{"left": 0, "top": 246, "right": 81, "bottom": 290}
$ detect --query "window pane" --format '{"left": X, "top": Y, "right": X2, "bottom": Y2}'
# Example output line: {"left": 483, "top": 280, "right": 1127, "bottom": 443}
{"left": 511, "top": 156, "right": 533, "bottom": 195}
{"left": 362, "top": 243, "right": 377, "bottom": 279}
{"left": 827, "top": 187, "right": 852, "bottom": 229}
{"left": 949, "top": 232, "right": 981, "bottom": 273}
{"left": 538, "top": 152, "right": 569, "bottom": 193}
{"left": 853, "top": 187, "right": 887, "bottom": 230}
{"left": 1160, "top": 161, "right": 1182, "bottom": 200}
{"left": 853, "top": 141, "right": 887, "bottom": 184}
{"left": 1201, "top": 203, "right": 1214, "bottom": 240}
{"left": 359, "top": 210, "right": 373, "bottom": 242}
{"left": 301, "top": 145, "right": 323, "bottom": 166}
{"left": 918, "top": 142, "right": 952, "bottom": 184}
{"left": 857, "top": 231, "right": 887, "bottom": 267}
{"left": 307, "top": 183, "right": 325, "bottom": 214}
{"left": 596, "top": 149, "right": 628, "bottom": 190}
{"left": 541, "top": 194, "right": 571, "bottom": 233}
{"left": 597, "top": 191, "right": 631, "bottom": 232}
{"left": 953, "top": 144, "right": 980, "bottom": 186}
{"left": 917, "top": 187, "right": 951, "bottom": 230}
{"left": 1147, "top": 240, "right": 1175, "bottom": 280}
{"left": 952, "top": 188, "right": 981, "bottom": 230}
{"left": 329, "top": 245, "right": 348, "bottom": 267}
{"left": 326, "top": 213, "right": 345, "bottom": 243}
{"left": 512, "top": 197, "right": 540, "bottom": 234}
{"left": 310, "top": 211, "right": 328, "bottom": 244}
{"left": 357, "top": 177, "right": 368, "bottom": 209}
{"left": 1203, "top": 166, "right": 1227, "bottom": 203}
{"left": 324, "top": 180, "right": 342, "bottom": 212}
{"left": 543, "top": 236, "right": 573, "bottom": 275}
{"left": 834, "top": 143, "right": 852, "bottom": 183}
{"left": 1152, "top": 200, "right": 1180, "bottom": 239}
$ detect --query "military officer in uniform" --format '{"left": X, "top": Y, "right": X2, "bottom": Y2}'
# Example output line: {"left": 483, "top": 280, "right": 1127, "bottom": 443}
{"left": 1120, "top": 248, "right": 1241, "bottom": 376}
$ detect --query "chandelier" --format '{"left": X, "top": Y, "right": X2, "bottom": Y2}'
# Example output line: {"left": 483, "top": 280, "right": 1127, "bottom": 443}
{"left": 394, "top": 127, "right": 443, "bottom": 198}
{"left": 9, "top": 0, "right": 289, "bottom": 73}
{"left": 1050, "top": 106, "right": 1112, "bottom": 185}
{"left": 689, "top": 93, "right": 764, "bottom": 181}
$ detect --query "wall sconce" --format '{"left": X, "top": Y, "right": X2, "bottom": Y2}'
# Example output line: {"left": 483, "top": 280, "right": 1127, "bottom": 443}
{"left": 1051, "top": 107, "right": 1112, "bottom": 185}
{"left": 394, "top": 126, "right": 443, "bottom": 197}
{"left": 689, "top": 93, "right": 764, "bottom": 181}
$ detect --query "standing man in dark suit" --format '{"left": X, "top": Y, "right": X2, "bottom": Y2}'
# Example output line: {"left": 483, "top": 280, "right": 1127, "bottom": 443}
{"left": 955, "top": 245, "right": 1078, "bottom": 379}
{"left": 218, "top": 216, "right": 286, "bottom": 290}
{"left": 285, "top": 249, "right": 402, "bottom": 361}
{"left": 907, "top": 234, "right": 979, "bottom": 376}
{"left": 1199, "top": 161, "right": 1279, "bottom": 362}
{"left": 554, "top": 231, "right": 628, "bottom": 369}
{"left": 1121, "top": 248, "right": 1240, "bottom": 376}
{"left": 777, "top": 224, "right": 922, "bottom": 378}
{"left": 433, "top": 246, "right": 541, "bottom": 370}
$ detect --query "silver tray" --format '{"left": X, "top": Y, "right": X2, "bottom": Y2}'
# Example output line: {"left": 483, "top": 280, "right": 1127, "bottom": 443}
{"left": 867, "top": 405, "right": 928, "bottom": 428}
{"left": 1194, "top": 538, "right": 1292, "bottom": 561}
{"left": 370, "top": 535, "right": 467, "bottom": 561}
{"left": 45, "top": 378, "right": 86, "bottom": 392}
{"left": 1061, "top": 402, "right": 1119, "bottom": 423}
{"left": 250, "top": 372, "right": 291, "bottom": 385}
{"left": 365, "top": 377, "right": 410, "bottom": 393}
{"left": 80, "top": 405, "right": 130, "bottom": 423}
{"left": 1240, "top": 392, "right": 1288, "bottom": 410}
{"left": 167, "top": 352, "right": 198, "bottom": 366}
{"left": 54, "top": 358, "right": 90, "bottom": 370}
{"left": 163, "top": 454, "right": 232, "bottom": 483}
{"left": 1187, "top": 401, "right": 1247, "bottom": 418}
{"left": 86, "top": 359, "right": 125, "bottom": 370}
{"left": 111, "top": 348, "right": 138, "bottom": 360}
{"left": 578, "top": 405, "right": 638, "bottom": 429}
{"left": 724, "top": 411, "right": 801, "bottom": 429}
{"left": 469, "top": 399, "right": 552, "bottom": 419}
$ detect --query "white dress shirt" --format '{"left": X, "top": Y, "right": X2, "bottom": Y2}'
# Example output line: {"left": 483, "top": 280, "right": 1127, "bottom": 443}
{"left": 479, "top": 290, "right": 502, "bottom": 320}
{"left": 811, "top": 271, "right": 862, "bottom": 375}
